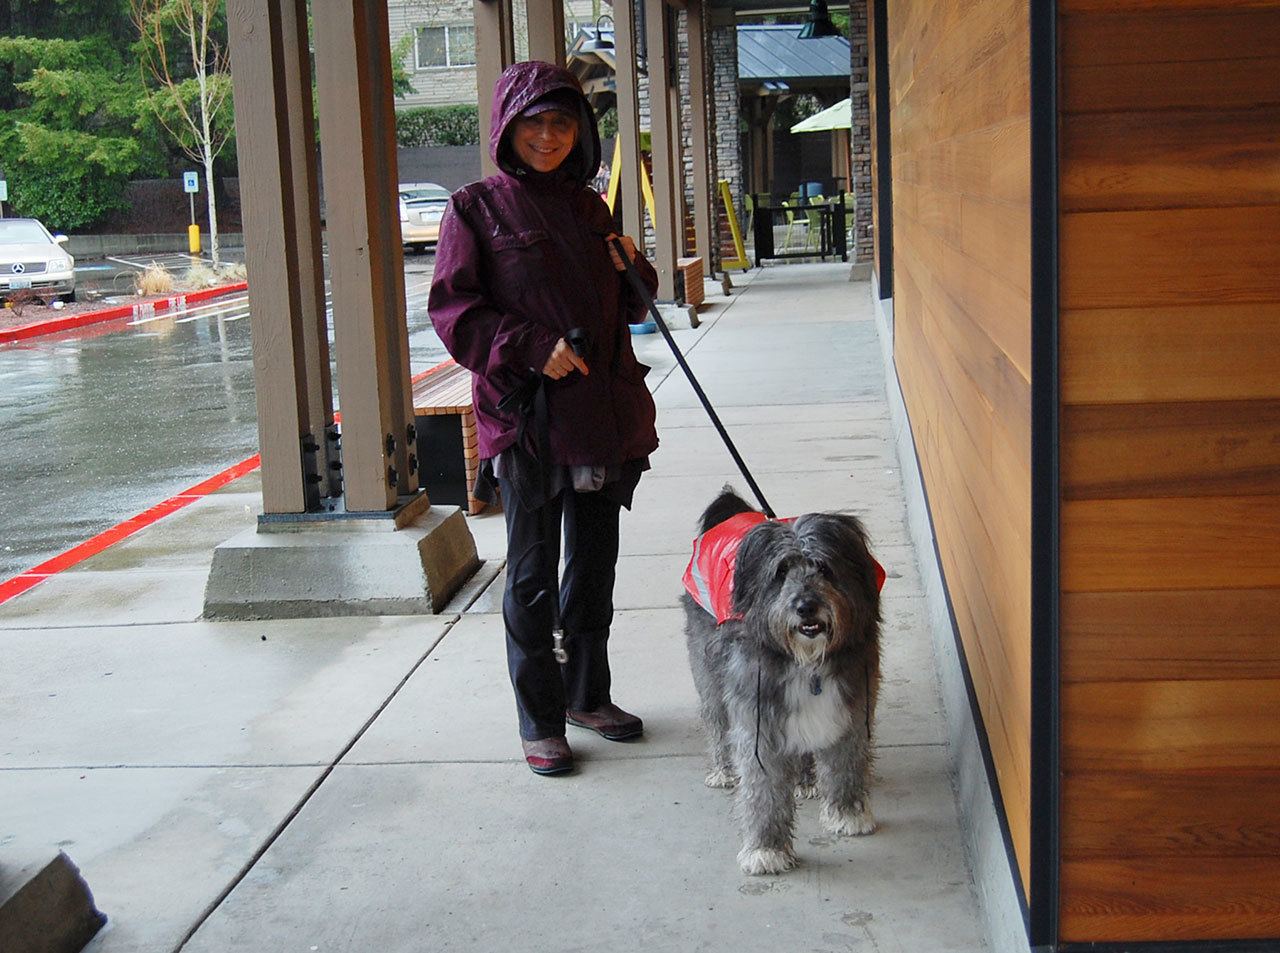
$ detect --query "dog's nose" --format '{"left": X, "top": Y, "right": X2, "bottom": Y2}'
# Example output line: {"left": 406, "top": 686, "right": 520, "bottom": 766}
{"left": 794, "top": 595, "right": 822, "bottom": 619}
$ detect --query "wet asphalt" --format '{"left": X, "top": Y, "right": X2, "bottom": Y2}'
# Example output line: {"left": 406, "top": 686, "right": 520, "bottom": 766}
{"left": 0, "top": 252, "right": 446, "bottom": 581}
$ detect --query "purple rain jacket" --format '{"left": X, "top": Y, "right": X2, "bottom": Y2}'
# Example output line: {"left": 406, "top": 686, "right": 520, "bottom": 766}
{"left": 427, "top": 61, "right": 660, "bottom": 468}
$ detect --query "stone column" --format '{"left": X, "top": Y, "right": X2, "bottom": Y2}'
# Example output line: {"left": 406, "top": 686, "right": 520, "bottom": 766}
{"left": 709, "top": 9, "right": 744, "bottom": 247}
{"left": 848, "top": 1, "right": 873, "bottom": 264}
{"left": 677, "top": 1, "right": 715, "bottom": 276}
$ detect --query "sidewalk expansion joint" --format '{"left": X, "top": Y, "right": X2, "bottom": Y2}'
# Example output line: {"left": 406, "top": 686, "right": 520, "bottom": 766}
{"left": 170, "top": 613, "right": 462, "bottom": 953}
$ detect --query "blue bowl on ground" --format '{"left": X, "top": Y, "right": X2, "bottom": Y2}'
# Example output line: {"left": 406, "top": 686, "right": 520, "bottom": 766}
{"left": 630, "top": 319, "right": 658, "bottom": 335}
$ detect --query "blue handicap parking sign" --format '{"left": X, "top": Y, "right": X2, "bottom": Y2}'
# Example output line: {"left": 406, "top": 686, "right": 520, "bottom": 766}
{"left": 183, "top": 172, "right": 200, "bottom": 193}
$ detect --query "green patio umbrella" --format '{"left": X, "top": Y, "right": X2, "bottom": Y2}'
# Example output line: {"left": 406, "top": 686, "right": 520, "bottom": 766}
{"left": 789, "top": 97, "right": 852, "bottom": 133}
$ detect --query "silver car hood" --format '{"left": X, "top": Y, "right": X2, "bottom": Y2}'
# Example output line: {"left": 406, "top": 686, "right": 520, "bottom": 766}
{"left": 0, "top": 241, "right": 69, "bottom": 264}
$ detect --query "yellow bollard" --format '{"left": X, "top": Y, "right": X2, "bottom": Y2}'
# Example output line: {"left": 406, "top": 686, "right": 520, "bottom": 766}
{"left": 188, "top": 224, "right": 201, "bottom": 255}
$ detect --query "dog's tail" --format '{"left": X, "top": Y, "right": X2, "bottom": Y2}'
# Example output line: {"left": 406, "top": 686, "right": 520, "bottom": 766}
{"left": 697, "top": 484, "right": 758, "bottom": 534}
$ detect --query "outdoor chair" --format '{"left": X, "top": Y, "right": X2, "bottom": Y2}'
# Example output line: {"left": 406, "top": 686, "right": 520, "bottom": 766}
{"left": 780, "top": 200, "right": 806, "bottom": 252}
{"left": 803, "top": 194, "right": 826, "bottom": 251}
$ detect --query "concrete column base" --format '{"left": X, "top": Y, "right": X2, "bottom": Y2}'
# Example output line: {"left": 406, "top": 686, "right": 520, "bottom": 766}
{"left": 203, "top": 501, "right": 480, "bottom": 620}
{"left": 0, "top": 851, "right": 106, "bottom": 953}
{"left": 654, "top": 301, "right": 699, "bottom": 329}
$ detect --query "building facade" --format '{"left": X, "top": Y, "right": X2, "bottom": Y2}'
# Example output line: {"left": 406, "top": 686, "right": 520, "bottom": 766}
{"left": 389, "top": 0, "right": 601, "bottom": 107}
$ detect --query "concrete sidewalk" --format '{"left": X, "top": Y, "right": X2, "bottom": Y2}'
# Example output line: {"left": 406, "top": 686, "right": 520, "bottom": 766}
{"left": 1, "top": 263, "right": 992, "bottom": 953}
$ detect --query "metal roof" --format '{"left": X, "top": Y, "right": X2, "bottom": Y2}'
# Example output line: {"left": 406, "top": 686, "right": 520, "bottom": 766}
{"left": 737, "top": 24, "right": 850, "bottom": 83}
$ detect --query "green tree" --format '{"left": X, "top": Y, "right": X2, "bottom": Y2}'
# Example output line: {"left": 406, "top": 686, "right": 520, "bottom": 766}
{"left": 0, "top": 35, "right": 151, "bottom": 230}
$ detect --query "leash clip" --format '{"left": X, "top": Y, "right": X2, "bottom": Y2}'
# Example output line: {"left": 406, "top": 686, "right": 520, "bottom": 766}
{"left": 553, "top": 630, "right": 568, "bottom": 664}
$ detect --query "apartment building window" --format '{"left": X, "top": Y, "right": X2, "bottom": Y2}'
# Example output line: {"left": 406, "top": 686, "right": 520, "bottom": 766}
{"left": 415, "top": 25, "right": 476, "bottom": 69}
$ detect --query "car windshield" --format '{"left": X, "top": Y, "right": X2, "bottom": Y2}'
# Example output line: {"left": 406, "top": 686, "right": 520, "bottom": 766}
{"left": 0, "top": 221, "right": 51, "bottom": 244}
{"left": 400, "top": 186, "right": 449, "bottom": 205}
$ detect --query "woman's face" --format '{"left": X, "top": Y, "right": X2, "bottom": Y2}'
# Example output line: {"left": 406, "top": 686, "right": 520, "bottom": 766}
{"left": 511, "top": 110, "right": 579, "bottom": 174}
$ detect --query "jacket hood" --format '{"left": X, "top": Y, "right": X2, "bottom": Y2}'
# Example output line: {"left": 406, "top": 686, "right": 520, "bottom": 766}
{"left": 488, "top": 60, "right": 601, "bottom": 186}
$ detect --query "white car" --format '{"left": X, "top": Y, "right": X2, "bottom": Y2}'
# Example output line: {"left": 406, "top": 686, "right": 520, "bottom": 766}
{"left": 0, "top": 218, "right": 76, "bottom": 302}
{"left": 398, "top": 182, "right": 451, "bottom": 254}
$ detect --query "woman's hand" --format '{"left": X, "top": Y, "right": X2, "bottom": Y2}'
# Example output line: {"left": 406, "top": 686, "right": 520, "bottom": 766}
{"left": 605, "top": 233, "right": 638, "bottom": 272}
{"left": 542, "top": 338, "right": 590, "bottom": 380}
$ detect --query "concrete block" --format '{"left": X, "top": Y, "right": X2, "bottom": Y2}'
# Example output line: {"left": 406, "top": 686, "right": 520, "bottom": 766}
{"left": 655, "top": 300, "right": 699, "bottom": 329}
{"left": 0, "top": 851, "right": 105, "bottom": 953}
{"left": 203, "top": 504, "right": 480, "bottom": 619}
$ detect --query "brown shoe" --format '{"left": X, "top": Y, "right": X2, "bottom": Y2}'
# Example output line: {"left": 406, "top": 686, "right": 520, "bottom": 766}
{"left": 566, "top": 703, "right": 644, "bottom": 741}
{"left": 521, "top": 736, "right": 574, "bottom": 775}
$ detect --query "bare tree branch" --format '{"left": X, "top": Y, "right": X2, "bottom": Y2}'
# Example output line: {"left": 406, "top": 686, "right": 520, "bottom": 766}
{"left": 132, "top": 0, "right": 232, "bottom": 263}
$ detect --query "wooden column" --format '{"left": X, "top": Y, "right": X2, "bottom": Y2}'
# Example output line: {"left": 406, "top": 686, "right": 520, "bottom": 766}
{"left": 226, "top": 0, "right": 334, "bottom": 514}
{"left": 475, "top": 0, "right": 516, "bottom": 178}
{"left": 613, "top": 0, "right": 645, "bottom": 247}
{"left": 525, "top": 0, "right": 565, "bottom": 67}
{"left": 687, "top": 0, "right": 714, "bottom": 274}
{"left": 644, "top": 0, "right": 679, "bottom": 300}
{"left": 313, "top": 0, "right": 417, "bottom": 512}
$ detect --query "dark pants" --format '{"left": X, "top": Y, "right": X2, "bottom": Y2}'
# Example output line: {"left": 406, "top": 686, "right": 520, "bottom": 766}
{"left": 499, "top": 478, "right": 621, "bottom": 741}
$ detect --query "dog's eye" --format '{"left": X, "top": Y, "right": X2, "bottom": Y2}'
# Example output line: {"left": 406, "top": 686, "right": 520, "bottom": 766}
{"left": 816, "top": 563, "right": 835, "bottom": 581}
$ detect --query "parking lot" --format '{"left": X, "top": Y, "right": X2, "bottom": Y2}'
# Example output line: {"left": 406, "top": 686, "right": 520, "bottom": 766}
{"left": 0, "top": 251, "right": 445, "bottom": 580}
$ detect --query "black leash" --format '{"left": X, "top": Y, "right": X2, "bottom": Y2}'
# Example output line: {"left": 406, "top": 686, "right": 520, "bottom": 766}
{"left": 608, "top": 237, "right": 778, "bottom": 772}
{"left": 608, "top": 238, "right": 776, "bottom": 520}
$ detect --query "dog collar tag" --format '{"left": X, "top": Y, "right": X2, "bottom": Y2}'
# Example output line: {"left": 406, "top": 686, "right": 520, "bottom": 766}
{"left": 810, "top": 673, "right": 823, "bottom": 695}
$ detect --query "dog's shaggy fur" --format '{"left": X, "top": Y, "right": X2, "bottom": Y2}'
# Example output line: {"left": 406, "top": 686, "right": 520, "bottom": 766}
{"left": 684, "top": 488, "right": 882, "bottom": 875}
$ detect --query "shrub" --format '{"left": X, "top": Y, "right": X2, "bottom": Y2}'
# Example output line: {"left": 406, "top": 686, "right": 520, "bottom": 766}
{"left": 395, "top": 105, "right": 479, "bottom": 147}
{"left": 135, "top": 262, "right": 174, "bottom": 295}
{"left": 5, "top": 163, "right": 130, "bottom": 232}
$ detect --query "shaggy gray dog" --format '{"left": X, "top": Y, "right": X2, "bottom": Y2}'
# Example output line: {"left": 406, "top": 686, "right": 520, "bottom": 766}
{"left": 683, "top": 487, "right": 883, "bottom": 875}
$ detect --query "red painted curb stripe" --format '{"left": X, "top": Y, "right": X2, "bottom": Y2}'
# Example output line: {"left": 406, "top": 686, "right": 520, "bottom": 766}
{"left": 0, "top": 353, "right": 454, "bottom": 606}
{"left": 0, "top": 452, "right": 262, "bottom": 606}
{"left": 0, "top": 281, "right": 249, "bottom": 345}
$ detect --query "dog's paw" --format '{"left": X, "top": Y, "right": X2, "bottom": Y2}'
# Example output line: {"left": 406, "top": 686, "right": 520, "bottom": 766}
{"left": 737, "top": 845, "right": 798, "bottom": 876}
{"left": 794, "top": 781, "right": 820, "bottom": 800}
{"left": 821, "top": 801, "right": 877, "bottom": 836}
{"left": 705, "top": 766, "right": 739, "bottom": 789}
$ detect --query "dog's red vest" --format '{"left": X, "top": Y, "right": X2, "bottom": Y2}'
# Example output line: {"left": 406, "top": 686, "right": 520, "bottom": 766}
{"left": 682, "top": 513, "right": 887, "bottom": 625}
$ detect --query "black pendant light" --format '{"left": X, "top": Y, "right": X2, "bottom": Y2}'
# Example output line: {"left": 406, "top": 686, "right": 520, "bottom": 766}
{"left": 579, "top": 14, "right": 615, "bottom": 54}
{"left": 796, "top": 0, "right": 843, "bottom": 39}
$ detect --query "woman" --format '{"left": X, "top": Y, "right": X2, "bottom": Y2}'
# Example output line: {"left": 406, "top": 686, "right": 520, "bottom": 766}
{"left": 428, "top": 61, "right": 660, "bottom": 776}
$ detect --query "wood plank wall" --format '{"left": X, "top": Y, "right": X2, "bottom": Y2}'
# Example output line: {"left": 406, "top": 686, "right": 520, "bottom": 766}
{"left": 1058, "top": 1, "right": 1280, "bottom": 942}
{"left": 886, "top": 0, "right": 1033, "bottom": 895}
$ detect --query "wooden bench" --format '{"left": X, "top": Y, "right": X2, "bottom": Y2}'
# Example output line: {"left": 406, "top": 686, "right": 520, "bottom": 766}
{"left": 411, "top": 360, "right": 486, "bottom": 515}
